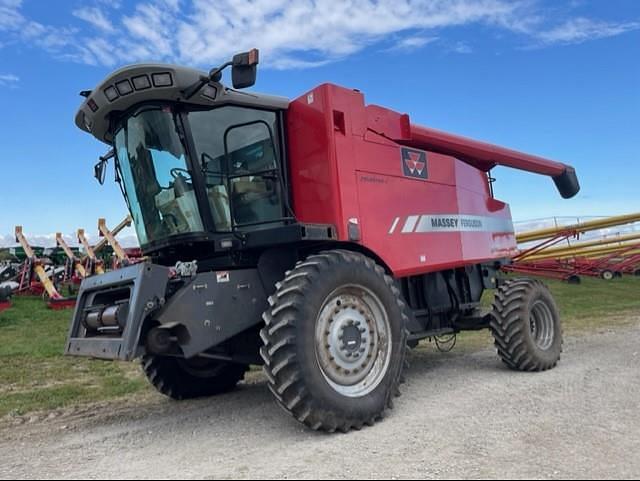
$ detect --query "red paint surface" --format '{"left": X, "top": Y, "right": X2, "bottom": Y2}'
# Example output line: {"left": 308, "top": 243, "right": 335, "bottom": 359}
{"left": 286, "top": 84, "right": 566, "bottom": 277}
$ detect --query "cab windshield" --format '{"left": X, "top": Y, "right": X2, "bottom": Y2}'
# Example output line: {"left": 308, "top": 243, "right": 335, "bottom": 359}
{"left": 114, "top": 105, "right": 283, "bottom": 247}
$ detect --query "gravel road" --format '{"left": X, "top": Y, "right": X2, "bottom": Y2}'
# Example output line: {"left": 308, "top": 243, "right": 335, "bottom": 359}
{"left": 1, "top": 320, "right": 639, "bottom": 480}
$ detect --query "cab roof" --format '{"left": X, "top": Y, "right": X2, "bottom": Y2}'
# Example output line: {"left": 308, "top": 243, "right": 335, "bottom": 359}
{"left": 76, "top": 64, "right": 290, "bottom": 145}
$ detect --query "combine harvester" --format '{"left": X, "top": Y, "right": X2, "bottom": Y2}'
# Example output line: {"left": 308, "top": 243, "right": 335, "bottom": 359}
{"left": 508, "top": 213, "right": 640, "bottom": 282}
{"left": 14, "top": 227, "right": 76, "bottom": 309}
{"left": 65, "top": 49, "right": 581, "bottom": 432}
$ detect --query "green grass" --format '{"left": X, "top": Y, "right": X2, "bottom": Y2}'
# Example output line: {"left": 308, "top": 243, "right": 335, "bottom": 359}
{"left": 1, "top": 276, "right": 638, "bottom": 418}
{"left": 0, "top": 297, "right": 147, "bottom": 418}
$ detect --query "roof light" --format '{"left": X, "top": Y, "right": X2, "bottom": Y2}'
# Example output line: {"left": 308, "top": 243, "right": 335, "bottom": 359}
{"left": 104, "top": 86, "right": 119, "bottom": 102}
{"left": 132, "top": 75, "right": 151, "bottom": 90}
{"left": 116, "top": 80, "right": 133, "bottom": 96}
{"left": 87, "top": 98, "right": 99, "bottom": 112}
{"left": 152, "top": 72, "right": 173, "bottom": 87}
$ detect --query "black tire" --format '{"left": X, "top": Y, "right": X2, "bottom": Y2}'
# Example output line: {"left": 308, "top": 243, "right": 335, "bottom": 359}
{"left": 634, "top": 270, "right": 640, "bottom": 277}
{"left": 490, "top": 278, "right": 563, "bottom": 372}
{"left": 260, "top": 250, "right": 409, "bottom": 432}
{"left": 142, "top": 355, "right": 248, "bottom": 400}
{"left": 600, "top": 270, "right": 615, "bottom": 281}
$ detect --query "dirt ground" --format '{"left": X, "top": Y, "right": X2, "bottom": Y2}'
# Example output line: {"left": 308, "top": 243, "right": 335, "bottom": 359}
{"left": 1, "top": 318, "right": 639, "bottom": 480}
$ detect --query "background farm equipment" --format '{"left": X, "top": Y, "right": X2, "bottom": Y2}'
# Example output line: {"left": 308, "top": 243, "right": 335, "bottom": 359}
{"left": 507, "top": 213, "right": 640, "bottom": 282}
{"left": 0, "top": 217, "right": 137, "bottom": 309}
{"left": 14, "top": 227, "right": 76, "bottom": 310}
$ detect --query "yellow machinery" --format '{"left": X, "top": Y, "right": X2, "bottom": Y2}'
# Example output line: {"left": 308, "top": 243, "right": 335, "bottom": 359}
{"left": 56, "top": 233, "right": 87, "bottom": 279}
{"left": 15, "top": 226, "right": 75, "bottom": 309}
{"left": 517, "top": 213, "right": 640, "bottom": 244}
{"left": 508, "top": 212, "right": 640, "bottom": 282}
{"left": 522, "top": 232, "right": 640, "bottom": 261}
{"left": 97, "top": 216, "right": 133, "bottom": 267}
{"left": 77, "top": 228, "right": 106, "bottom": 276}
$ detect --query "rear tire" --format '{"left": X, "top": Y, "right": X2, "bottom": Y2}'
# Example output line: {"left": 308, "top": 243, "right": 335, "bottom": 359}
{"left": 490, "top": 278, "right": 562, "bottom": 372}
{"left": 260, "top": 250, "right": 409, "bottom": 432}
{"left": 142, "top": 355, "right": 248, "bottom": 400}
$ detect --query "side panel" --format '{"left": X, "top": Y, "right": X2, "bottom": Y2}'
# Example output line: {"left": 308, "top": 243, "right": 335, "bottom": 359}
{"left": 287, "top": 84, "right": 517, "bottom": 277}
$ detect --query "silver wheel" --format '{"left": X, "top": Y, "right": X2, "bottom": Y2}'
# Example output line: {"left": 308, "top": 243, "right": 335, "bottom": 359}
{"left": 601, "top": 270, "right": 614, "bottom": 281}
{"left": 315, "top": 285, "right": 392, "bottom": 398}
{"left": 530, "top": 300, "right": 555, "bottom": 351}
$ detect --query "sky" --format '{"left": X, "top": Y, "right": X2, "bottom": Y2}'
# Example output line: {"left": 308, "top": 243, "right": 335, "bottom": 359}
{"left": 0, "top": 0, "right": 639, "bottom": 247}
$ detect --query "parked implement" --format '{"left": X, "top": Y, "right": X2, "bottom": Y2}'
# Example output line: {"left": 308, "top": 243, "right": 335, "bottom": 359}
{"left": 67, "top": 50, "right": 579, "bottom": 432}
{"left": 508, "top": 214, "right": 640, "bottom": 282}
{"left": 15, "top": 227, "right": 75, "bottom": 309}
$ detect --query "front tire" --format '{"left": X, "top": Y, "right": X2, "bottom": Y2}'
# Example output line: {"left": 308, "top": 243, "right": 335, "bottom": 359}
{"left": 490, "top": 278, "right": 563, "bottom": 372}
{"left": 142, "top": 355, "right": 248, "bottom": 400}
{"left": 260, "top": 250, "right": 409, "bottom": 432}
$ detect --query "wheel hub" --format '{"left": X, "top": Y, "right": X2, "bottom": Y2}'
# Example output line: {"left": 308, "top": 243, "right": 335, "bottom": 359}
{"left": 315, "top": 286, "right": 392, "bottom": 398}
{"left": 530, "top": 299, "right": 555, "bottom": 351}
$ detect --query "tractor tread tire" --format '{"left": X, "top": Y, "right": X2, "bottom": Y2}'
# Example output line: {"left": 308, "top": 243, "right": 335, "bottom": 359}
{"left": 260, "top": 250, "right": 409, "bottom": 433}
{"left": 490, "top": 278, "right": 563, "bottom": 372}
{"left": 142, "top": 355, "right": 248, "bottom": 400}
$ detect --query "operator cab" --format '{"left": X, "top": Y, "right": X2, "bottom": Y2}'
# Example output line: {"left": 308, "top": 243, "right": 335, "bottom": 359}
{"left": 78, "top": 50, "right": 292, "bottom": 258}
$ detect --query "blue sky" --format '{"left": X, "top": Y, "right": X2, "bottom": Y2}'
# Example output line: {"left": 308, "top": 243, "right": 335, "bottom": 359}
{"left": 0, "top": 0, "right": 639, "bottom": 245}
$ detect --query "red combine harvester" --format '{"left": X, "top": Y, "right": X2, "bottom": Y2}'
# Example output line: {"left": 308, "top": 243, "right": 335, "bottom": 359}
{"left": 66, "top": 49, "right": 579, "bottom": 432}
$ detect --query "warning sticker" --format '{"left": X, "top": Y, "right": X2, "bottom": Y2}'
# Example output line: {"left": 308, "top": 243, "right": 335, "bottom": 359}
{"left": 216, "top": 271, "right": 230, "bottom": 283}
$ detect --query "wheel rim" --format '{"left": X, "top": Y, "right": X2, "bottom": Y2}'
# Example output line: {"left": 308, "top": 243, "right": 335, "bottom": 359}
{"left": 602, "top": 271, "right": 614, "bottom": 281}
{"left": 529, "top": 300, "right": 555, "bottom": 351}
{"left": 315, "top": 285, "right": 392, "bottom": 398}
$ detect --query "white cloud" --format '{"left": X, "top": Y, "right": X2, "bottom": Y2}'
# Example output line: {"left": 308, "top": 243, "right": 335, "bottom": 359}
{"left": 72, "top": 6, "right": 115, "bottom": 33}
{"left": 387, "top": 35, "right": 439, "bottom": 52}
{"left": 450, "top": 41, "right": 473, "bottom": 54}
{"left": 1, "top": 1, "right": 639, "bottom": 69}
{"left": 0, "top": 73, "right": 18, "bottom": 87}
{"left": 535, "top": 17, "right": 640, "bottom": 46}
{"left": 0, "top": 232, "right": 139, "bottom": 249}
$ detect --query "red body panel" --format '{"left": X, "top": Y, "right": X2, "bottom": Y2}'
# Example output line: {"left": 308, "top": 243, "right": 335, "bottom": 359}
{"left": 287, "top": 84, "right": 518, "bottom": 277}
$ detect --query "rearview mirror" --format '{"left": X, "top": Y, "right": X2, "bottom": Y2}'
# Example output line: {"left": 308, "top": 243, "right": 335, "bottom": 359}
{"left": 94, "top": 149, "right": 114, "bottom": 185}
{"left": 231, "top": 49, "right": 259, "bottom": 89}
{"left": 94, "top": 159, "right": 107, "bottom": 185}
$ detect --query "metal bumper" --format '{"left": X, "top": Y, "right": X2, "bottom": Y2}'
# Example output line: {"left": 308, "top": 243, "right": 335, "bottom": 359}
{"left": 65, "top": 263, "right": 170, "bottom": 361}
{"left": 65, "top": 263, "right": 269, "bottom": 361}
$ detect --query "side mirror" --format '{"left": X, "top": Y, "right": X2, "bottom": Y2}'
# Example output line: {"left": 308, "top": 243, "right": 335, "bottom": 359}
{"left": 94, "top": 149, "right": 114, "bottom": 185}
{"left": 231, "top": 49, "right": 259, "bottom": 89}
{"left": 94, "top": 159, "right": 107, "bottom": 185}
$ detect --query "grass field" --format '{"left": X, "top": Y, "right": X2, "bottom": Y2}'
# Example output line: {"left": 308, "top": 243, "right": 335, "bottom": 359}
{"left": 0, "top": 276, "right": 638, "bottom": 419}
